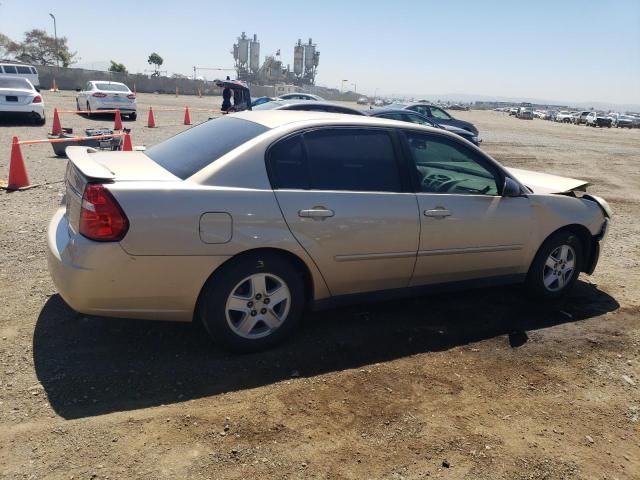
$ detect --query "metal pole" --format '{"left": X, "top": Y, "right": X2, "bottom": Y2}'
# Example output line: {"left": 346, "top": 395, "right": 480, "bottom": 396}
{"left": 341, "top": 79, "right": 348, "bottom": 93}
{"left": 352, "top": 83, "right": 356, "bottom": 93}
{"left": 49, "top": 13, "right": 59, "bottom": 67}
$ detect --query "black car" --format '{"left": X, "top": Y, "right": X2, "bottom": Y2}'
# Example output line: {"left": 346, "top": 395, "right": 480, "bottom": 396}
{"left": 388, "top": 102, "right": 479, "bottom": 135}
{"left": 585, "top": 112, "right": 612, "bottom": 128}
{"left": 252, "top": 100, "right": 364, "bottom": 115}
{"left": 365, "top": 108, "right": 480, "bottom": 146}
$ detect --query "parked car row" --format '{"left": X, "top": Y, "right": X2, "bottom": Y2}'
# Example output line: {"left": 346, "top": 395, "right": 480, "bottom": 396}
{"left": 503, "top": 105, "right": 640, "bottom": 128}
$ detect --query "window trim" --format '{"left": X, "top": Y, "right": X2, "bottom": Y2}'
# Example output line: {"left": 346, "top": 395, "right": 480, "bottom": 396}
{"left": 398, "top": 129, "right": 506, "bottom": 196}
{"left": 265, "top": 126, "right": 412, "bottom": 193}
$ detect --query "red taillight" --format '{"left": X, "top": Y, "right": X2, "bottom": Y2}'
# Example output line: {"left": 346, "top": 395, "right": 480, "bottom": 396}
{"left": 127, "top": 94, "right": 136, "bottom": 100}
{"left": 79, "top": 184, "right": 129, "bottom": 241}
{"left": 92, "top": 92, "right": 107, "bottom": 98}
{"left": 32, "top": 95, "right": 43, "bottom": 103}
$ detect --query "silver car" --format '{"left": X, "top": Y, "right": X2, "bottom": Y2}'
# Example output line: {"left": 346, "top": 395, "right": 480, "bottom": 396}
{"left": 48, "top": 111, "right": 611, "bottom": 351}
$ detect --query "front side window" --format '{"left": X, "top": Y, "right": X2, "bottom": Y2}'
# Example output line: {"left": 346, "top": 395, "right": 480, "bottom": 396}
{"left": 403, "top": 113, "right": 435, "bottom": 126}
{"left": 409, "top": 105, "right": 430, "bottom": 116}
{"left": 403, "top": 131, "right": 500, "bottom": 195}
{"left": 16, "top": 66, "right": 31, "bottom": 74}
{"left": 3, "top": 65, "right": 17, "bottom": 74}
{"left": 430, "top": 107, "right": 452, "bottom": 120}
{"left": 268, "top": 128, "right": 402, "bottom": 192}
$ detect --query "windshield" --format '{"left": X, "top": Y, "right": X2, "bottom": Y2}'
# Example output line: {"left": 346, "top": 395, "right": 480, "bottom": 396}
{"left": 145, "top": 116, "right": 269, "bottom": 179}
{"left": 0, "top": 76, "right": 32, "bottom": 90}
{"left": 95, "top": 83, "right": 130, "bottom": 92}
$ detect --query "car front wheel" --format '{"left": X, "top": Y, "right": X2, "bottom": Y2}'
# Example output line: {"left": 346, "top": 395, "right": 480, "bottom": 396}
{"left": 198, "top": 253, "right": 305, "bottom": 352}
{"left": 526, "top": 230, "right": 583, "bottom": 299}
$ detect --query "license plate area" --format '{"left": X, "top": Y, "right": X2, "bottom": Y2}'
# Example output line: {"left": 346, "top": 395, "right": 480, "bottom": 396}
{"left": 6, "top": 96, "right": 18, "bottom": 102}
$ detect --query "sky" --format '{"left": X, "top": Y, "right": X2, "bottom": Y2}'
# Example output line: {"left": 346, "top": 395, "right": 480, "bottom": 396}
{"left": 1, "top": 0, "right": 639, "bottom": 105}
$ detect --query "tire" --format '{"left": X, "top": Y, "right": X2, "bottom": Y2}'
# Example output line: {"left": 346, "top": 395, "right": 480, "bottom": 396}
{"left": 198, "top": 253, "right": 306, "bottom": 352}
{"left": 129, "top": 112, "right": 137, "bottom": 121}
{"left": 86, "top": 101, "right": 91, "bottom": 117}
{"left": 35, "top": 115, "right": 46, "bottom": 126}
{"left": 526, "top": 230, "right": 583, "bottom": 300}
{"left": 76, "top": 98, "right": 80, "bottom": 111}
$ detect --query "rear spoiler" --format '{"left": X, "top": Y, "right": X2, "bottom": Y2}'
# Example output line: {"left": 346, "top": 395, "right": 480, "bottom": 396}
{"left": 66, "top": 146, "right": 115, "bottom": 181}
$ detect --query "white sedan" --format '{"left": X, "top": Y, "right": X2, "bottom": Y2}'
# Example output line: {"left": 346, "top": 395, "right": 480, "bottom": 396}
{"left": 0, "top": 76, "right": 45, "bottom": 125}
{"left": 76, "top": 81, "right": 137, "bottom": 120}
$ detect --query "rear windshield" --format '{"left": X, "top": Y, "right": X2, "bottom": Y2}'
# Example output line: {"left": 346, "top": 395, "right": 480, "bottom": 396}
{"left": 145, "top": 116, "right": 269, "bottom": 179}
{"left": 0, "top": 77, "right": 32, "bottom": 89}
{"left": 95, "top": 83, "right": 130, "bottom": 92}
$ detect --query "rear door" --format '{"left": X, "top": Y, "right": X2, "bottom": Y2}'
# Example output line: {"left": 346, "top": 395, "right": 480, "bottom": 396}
{"left": 401, "top": 130, "right": 535, "bottom": 286}
{"left": 268, "top": 127, "right": 420, "bottom": 296}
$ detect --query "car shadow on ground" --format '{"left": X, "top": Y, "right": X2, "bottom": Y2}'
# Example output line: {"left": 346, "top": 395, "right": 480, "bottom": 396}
{"left": 33, "top": 281, "right": 619, "bottom": 419}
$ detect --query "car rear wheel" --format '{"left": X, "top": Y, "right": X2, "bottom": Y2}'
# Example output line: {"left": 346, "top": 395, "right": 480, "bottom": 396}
{"left": 128, "top": 112, "right": 137, "bottom": 121}
{"left": 526, "top": 230, "right": 583, "bottom": 299}
{"left": 198, "top": 253, "right": 305, "bottom": 352}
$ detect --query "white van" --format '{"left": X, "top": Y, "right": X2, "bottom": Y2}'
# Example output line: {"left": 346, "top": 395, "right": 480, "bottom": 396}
{"left": 0, "top": 63, "right": 41, "bottom": 89}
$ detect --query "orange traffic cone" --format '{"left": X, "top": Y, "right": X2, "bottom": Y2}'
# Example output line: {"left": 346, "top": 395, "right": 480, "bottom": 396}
{"left": 8, "top": 137, "right": 30, "bottom": 190}
{"left": 147, "top": 107, "right": 156, "bottom": 128}
{"left": 122, "top": 132, "right": 133, "bottom": 151}
{"left": 183, "top": 106, "right": 191, "bottom": 125}
{"left": 114, "top": 110, "right": 123, "bottom": 130}
{"left": 51, "top": 108, "right": 62, "bottom": 135}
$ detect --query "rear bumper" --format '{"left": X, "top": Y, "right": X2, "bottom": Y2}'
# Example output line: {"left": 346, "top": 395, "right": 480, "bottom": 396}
{"left": 0, "top": 104, "right": 44, "bottom": 119}
{"left": 47, "top": 207, "right": 230, "bottom": 322}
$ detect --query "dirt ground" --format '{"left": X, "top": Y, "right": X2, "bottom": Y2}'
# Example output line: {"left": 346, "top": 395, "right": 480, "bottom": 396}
{"left": 0, "top": 92, "right": 638, "bottom": 480}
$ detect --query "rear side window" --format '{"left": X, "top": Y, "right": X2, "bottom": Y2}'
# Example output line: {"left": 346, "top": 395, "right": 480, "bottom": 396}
{"left": 146, "top": 117, "right": 269, "bottom": 179}
{"left": 268, "top": 135, "right": 309, "bottom": 189}
{"left": 3, "top": 65, "right": 17, "bottom": 74}
{"left": 268, "top": 128, "right": 402, "bottom": 192}
{"left": 16, "top": 66, "right": 31, "bottom": 74}
{"left": 30, "top": 67, "right": 37, "bottom": 74}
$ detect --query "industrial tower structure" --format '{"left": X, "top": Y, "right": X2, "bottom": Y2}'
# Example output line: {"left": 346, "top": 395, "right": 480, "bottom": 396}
{"left": 232, "top": 33, "right": 320, "bottom": 86}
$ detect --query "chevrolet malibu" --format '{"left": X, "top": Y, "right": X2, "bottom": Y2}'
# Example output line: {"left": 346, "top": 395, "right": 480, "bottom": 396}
{"left": 48, "top": 111, "right": 611, "bottom": 351}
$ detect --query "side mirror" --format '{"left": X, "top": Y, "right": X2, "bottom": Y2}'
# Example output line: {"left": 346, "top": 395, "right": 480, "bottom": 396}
{"left": 503, "top": 177, "right": 524, "bottom": 197}
{"left": 75, "top": 87, "right": 81, "bottom": 92}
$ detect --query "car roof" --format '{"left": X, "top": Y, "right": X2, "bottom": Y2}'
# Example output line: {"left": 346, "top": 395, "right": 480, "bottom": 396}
{"left": 230, "top": 110, "right": 449, "bottom": 133}
{"left": 91, "top": 80, "right": 127, "bottom": 86}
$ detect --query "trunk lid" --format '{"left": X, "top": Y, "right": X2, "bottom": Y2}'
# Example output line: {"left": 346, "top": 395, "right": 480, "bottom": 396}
{"left": 64, "top": 146, "right": 178, "bottom": 232}
{"left": 0, "top": 88, "right": 35, "bottom": 105}
{"left": 506, "top": 167, "right": 589, "bottom": 194}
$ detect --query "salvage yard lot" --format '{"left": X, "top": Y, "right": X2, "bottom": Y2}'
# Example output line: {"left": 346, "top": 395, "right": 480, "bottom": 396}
{"left": 1, "top": 91, "right": 638, "bottom": 479}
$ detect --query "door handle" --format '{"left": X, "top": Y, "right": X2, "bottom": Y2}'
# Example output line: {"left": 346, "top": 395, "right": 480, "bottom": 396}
{"left": 424, "top": 208, "right": 451, "bottom": 219}
{"left": 298, "top": 207, "right": 335, "bottom": 220}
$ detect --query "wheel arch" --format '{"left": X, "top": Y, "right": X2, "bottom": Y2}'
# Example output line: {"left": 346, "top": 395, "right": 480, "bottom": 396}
{"left": 531, "top": 224, "right": 594, "bottom": 274}
{"left": 193, "top": 247, "right": 315, "bottom": 322}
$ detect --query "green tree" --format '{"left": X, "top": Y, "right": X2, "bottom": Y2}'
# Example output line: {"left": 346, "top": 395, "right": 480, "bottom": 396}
{"left": 109, "top": 60, "right": 127, "bottom": 73}
{"left": 147, "top": 52, "right": 163, "bottom": 75}
{"left": 5, "top": 29, "right": 77, "bottom": 67}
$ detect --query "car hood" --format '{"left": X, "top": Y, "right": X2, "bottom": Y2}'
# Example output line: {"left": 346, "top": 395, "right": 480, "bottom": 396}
{"left": 506, "top": 167, "right": 589, "bottom": 194}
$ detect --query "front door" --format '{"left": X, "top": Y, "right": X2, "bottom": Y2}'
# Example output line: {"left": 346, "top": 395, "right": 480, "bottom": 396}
{"left": 267, "top": 128, "right": 420, "bottom": 296}
{"left": 400, "top": 130, "right": 535, "bottom": 286}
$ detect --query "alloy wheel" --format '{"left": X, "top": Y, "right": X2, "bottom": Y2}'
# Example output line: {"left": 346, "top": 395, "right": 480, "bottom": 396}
{"left": 542, "top": 245, "right": 576, "bottom": 292}
{"left": 225, "top": 273, "right": 291, "bottom": 339}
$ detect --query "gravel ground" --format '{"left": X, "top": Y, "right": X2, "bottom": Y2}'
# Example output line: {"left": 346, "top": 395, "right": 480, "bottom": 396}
{"left": 0, "top": 92, "right": 638, "bottom": 479}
